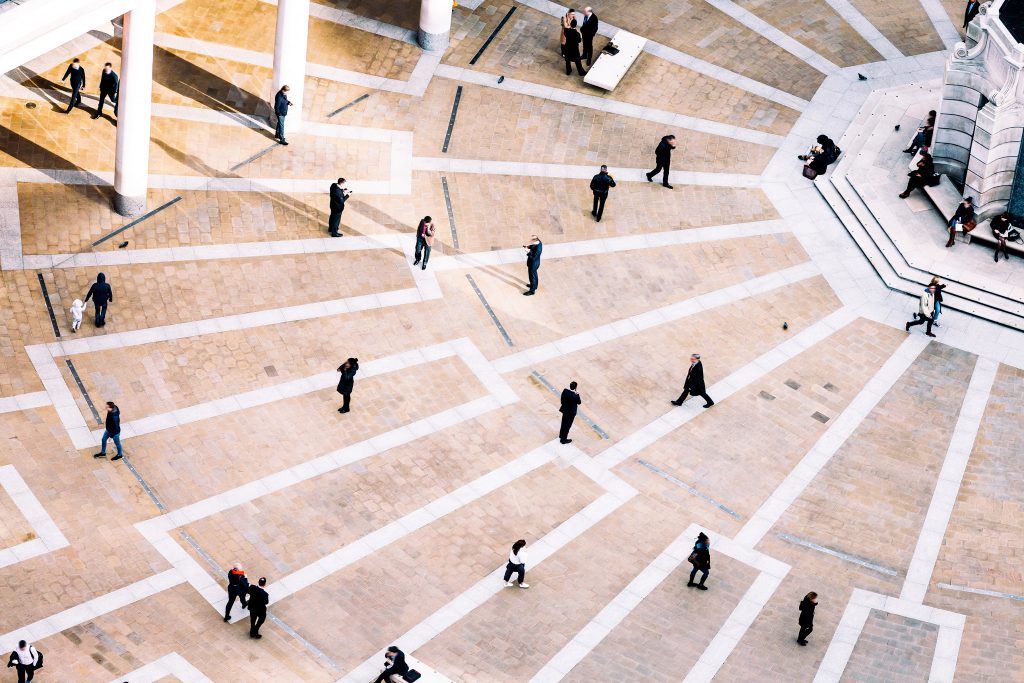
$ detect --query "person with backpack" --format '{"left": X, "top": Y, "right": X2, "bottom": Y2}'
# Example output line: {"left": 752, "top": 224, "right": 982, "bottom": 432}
{"left": 224, "top": 562, "right": 249, "bottom": 622}
{"left": 589, "top": 165, "right": 616, "bottom": 222}
{"left": 687, "top": 532, "right": 711, "bottom": 590}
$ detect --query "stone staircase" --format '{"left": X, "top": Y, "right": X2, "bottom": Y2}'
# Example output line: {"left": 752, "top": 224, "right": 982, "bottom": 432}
{"left": 813, "top": 87, "right": 1024, "bottom": 331}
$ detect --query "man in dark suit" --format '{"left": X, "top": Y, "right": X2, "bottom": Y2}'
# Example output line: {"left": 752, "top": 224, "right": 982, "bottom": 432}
{"left": 246, "top": 577, "right": 269, "bottom": 638}
{"left": 62, "top": 58, "right": 86, "bottom": 114}
{"left": 590, "top": 164, "right": 616, "bottom": 221}
{"left": 274, "top": 85, "right": 292, "bottom": 145}
{"left": 559, "top": 381, "right": 581, "bottom": 444}
{"left": 328, "top": 178, "right": 350, "bottom": 237}
{"left": 580, "top": 6, "right": 599, "bottom": 66}
{"left": 563, "top": 21, "right": 587, "bottom": 76}
{"left": 523, "top": 235, "right": 542, "bottom": 295}
{"left": 372, "top": 646, "right": 410, "bottom": 683}
{"left": 671, "top": 353, "right": 714, "bottom": 408}
{"left": 646, "top": 134, "right": 676, "bottom": 188}
{"left": 93, "top": 62, "right": 119, "bottom": 119}
{"left": 964, "top": 0, "right": 980, "bottom": 28}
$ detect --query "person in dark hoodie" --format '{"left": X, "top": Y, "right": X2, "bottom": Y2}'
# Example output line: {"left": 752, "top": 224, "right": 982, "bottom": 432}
{"left": 797, "top": 591, "right": 818, "bottom": 645}
{"left": 84, "top": 272, "right": 113, "bottom": 327}
{"left": 372, "top": 646, "right": 410, "bottom": 683}
{"left": 93, "top": 401, "right": 123, "bottom": 460}
{"left": 336, "top": 358, "right": 359, "bottom": 414}
{"left": 687, "top": 531, "right": 711, "bottom": 590}
{"left": 93, "top": 62, "right": 119, "bottom": 119}
{"left": 224, "top": 562, "right": 249, "bottom": 622}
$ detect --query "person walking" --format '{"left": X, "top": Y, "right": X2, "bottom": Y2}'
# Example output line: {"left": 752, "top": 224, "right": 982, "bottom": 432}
{"left": 905, "top": 284, "right": 937, "bottom": 337}
{"left": 990, "top": 211, "right": 1011, "bottom": 262}
{"left": 562, "top": 21, "right": 586, "bottom": 76}
{"left": 61, "top": 58, "right": 86, "bottom": 114}
{"left": 946, "top": 197, "right": 975, "bottom": 248}
{"left": 336, "top": 358, "right": 359, "bottom": 414}
{"left": 328, "top": 178, "right": 350, "bottom": 237}
{"left": 930, "top": 276, "right": 947, "bottom": 327}
{"left": 92, "top": 62, "right": 119, "bottom": 119}
{"left": 580, "top": 6, "right": 599, "bottom": 65}
{"left": 372, "top": 646, "right": 410, "bottom": 683}
{"left": 646, "top": 135, "right": 676, "bottom": 188}
{"left": 797, "top": 591, "right": 818, "bottom": 645}
{"left": 559, "top": 381, "right": 581, "bottom": 444}
{"left": 274, "top": 85, "right": 292, "bottom": 145}
{"left": 84, "top": 272, "right": 113, "bottom": 327}
{"left": 523, "top": 235, "right": 543, "bottom": 296}
{"left": 412, "top": 216, "right": 435, "bottom": 270}
{"left": 503, "top": 539, "right": 530, "bottom": 588}
{"left": 93, "top": 401, "right": 123, "bottom": 461}
{"left": 687, "top": 532, "right": 711, "bottom": 590}
{"left": 671, "top": 354, "right": 714, "bottom": 408}
{"left": 964, "top": 0, "right": 980, "bottom": 28}
{"left": 70, "top": 299, "right": 84, "bottom": 333}
{"left": 898, "top": 151, "right": 935, "bottom": 199}
{"left": 224, "top": 563, "right": 249, "bottom": 622}
{"left": 6, "top": 640, "right": 41, "bottom": 683}
{"left": 590, "top": 165, "right": 616, "bottom": 222}
{"left": 246, "top": 577, "right": 269, "bottom": 638}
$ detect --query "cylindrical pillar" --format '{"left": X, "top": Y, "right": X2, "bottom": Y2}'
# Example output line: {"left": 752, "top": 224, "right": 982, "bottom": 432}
{"left": 273, "top": 0, "right": 310, "bottom": 135}
{"left": 113, "top": 0, "right": 156, "bottom": 217}
{"left": 419, "top": 0, "right": 453, "bottom": 52}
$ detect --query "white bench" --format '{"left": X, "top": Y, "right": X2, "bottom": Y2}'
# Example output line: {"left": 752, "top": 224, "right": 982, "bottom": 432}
{"left": 583, "top": 30, "right": 646, "bottom": 91}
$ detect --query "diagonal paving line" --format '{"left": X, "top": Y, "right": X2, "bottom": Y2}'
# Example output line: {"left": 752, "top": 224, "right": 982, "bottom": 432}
{"left": 465, "top": 273, "right": 515, "bottom": 347}
{"left": 35, "top": 273, "right": 61, "bottom": 337}
{"left": 469, "top": 6, "right": 517, "bottom": 65}
{"left": 442, "top": 85, "right": 462, "bottom": 153}
{"left": 64, "top": 359, "right": 102, "bottom": 425}
{"left": 636, "top": 459, "right": 740, "bottom": 518}
{"left": 532, "top": 370, "right": 609, "bottom": 439}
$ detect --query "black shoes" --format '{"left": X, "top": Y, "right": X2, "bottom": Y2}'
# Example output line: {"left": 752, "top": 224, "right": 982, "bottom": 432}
{"left": 329, "top": 232, "right": 342, "bottom": 237}
{"left": 702, "top": 402, "right": 714, "bottom": 409}
{"left": 224, "top": 615, "right": 231, "bottom": 623}
{"left": 645, "top": 173, "right": 653, "bottom": 182}
{"left": 413, "top": 259, "right": 419, "bottom": 265}
{"left": 696, "top": 584, "right": 708, "bottom": 590}
{"left": 926, "top": 332, "right": 936, "bottom": 337}
{"left": 112, "top": 454, "right": 123, "bottom": 461}
{"left": 663, "top": 183, "right": 673, "bottom": 189}
{"left": 338, "top": 407, "right": 350, "bottom": 413}
{"left": 797, "top": 639, "right": 808, "bottom": 646}
{"left": 559, "top": 439, "right": 572, "bottom": 444}
{"left": 93, "top": 452, "right": 106, "bottom": 458}
{"left": 670, "top": 400, "right": 682, "bottom": 406}
{"left": 523, "top": 291, "right": 535, "bottom": 296}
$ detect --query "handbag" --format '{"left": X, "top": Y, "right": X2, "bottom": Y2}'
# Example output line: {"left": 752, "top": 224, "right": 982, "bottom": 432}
{"left": 404, "top": 671, "right": 422, "bottom": 682}
{"left": 687, "top": 551, "right": 699, "bottom": 565}
{"left": 963, "top": 218, "right": 977, "bottom": 233}
{"left": 802, "top": 165, "right": 818, "bottom": 179}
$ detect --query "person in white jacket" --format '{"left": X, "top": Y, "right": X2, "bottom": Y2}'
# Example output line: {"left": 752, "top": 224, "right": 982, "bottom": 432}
{"left": 70, "top": 299, "right": 85, "bottom": 333}
{"left": 905, "top": 285, "right": 936, "bottom": 337}
{"left": 503, "top": 539, "right": 530, "bottom": 588}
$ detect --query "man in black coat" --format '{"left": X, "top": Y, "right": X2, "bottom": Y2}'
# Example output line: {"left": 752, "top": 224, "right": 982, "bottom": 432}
{"left": 274, "top": 85, "right": 292, "bottom": 145}
{"left": 523, "top": 235, "right": 543, "bottom": 295}
{"left": 246, "top": 577, "right": 270, "bottom": 638}
{"left": 328, "top": 178, "right": 350, "bottom": 237}
{"left": 93, "top": 62, "right": 119, "bottom": 119}
{"left": 562, "top": 22, "right": 587, "bottom": 76}
{"left": 590, "top": 165, "right": 616, "bottom": 221}
{"left": 559, "top": 381, "right": 581, "bottom": 444}
{"left": 646, "top": 135, "right": 676, "bottom": 188}
{"left": 372, "top": 646, "right": 410, "bottom": 683}
{"left": 580, "top": 7, "right": 599, "bottom": 65}
{"left": 62, "top": 58, "right": 86, "bottom": 114}
{"left": 964, "top": 0, "right": 980, "bottom": 28}
{"left": 671, "top": 353, "right": 714, "bottom": 408}
{"left": 92, "top": 401, "right": 123, "bottom": 460}
{"left": 84, "top": 272, "right": 113, "bottom": 327}
{"left": 336, "top": 358, "right": 358, "bottom": 413}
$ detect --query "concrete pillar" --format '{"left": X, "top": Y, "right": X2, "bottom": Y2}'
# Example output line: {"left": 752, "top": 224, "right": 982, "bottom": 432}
{"left": 419, "top": 0, "right": 452, "bottom": 52}
{"left": 273, "top": 0, "right": 310, "bottom": 135}
{"left": 112, "top": 0, "right": 156, "bottom": 217}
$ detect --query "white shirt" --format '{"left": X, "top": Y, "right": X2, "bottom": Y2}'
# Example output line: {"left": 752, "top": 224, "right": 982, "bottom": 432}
{"left": 509, "top": 550, "right": 525, "bottom": 565}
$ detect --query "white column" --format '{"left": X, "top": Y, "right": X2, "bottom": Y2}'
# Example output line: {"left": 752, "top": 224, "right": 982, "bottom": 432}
{"left": 112, "top": 0, "right": 156, "bottom": 217}
{"left": 272, "top": 0, "right": 310, "bottom": 136}
{"left": 419, "top": 0, "right": 453, "bottom": 52}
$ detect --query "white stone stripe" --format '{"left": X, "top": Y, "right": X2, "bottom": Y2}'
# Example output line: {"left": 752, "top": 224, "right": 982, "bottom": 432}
{"left": 821, "top": 0, "right": 903, "bottom": 59}
{"left": 339, "top": 490, "right": 634, "bottom": 683}
{"left": 917, "top": 0, "right": 962, "bottom": 49}
{"left": 0, "top": 391, "right": 50, "bottom": 413}
{"left": 254, "top": 0, "right": 417, "bottom": 44}
{"left": 0, "top": 465, "right": 70, "bottom": 570}
{"left": 433, "top": 65, "right": 785, "bottom": 147}
{"left": 496, "top": 261, "right": 825, "bottom": 375}
{"left": 900, "top": 356, "right": 998, "bottom": 604}
{"left": 733, "top": 334, "right": 931, "bottom": 548}
{"left": 701, "top": 0, "right": 840, "bottom": 74}
{"left": 0, "top": 169, "right": 24, "bottom": 271}
{"left": 0, "top": 569, "right": 185, "bottom": 652}
{"left": 107, "top": 653, "right": 213, "bottom": 683}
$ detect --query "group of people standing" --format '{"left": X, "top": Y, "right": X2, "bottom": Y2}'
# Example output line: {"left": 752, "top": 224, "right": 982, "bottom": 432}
{"left": 558, "top": 7, "right": 599, "bottom": 76}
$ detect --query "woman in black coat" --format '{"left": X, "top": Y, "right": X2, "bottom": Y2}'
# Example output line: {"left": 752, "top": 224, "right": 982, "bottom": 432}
{"left": 899, "top": 151, "right": 935, "bottom": 198}
{"left": 687, "top": 532, "right": 711, "bottom": 590}
{"left": 798, "top": 591, "right": 818, "bottom": 645}
{"left": 336, "top": 357, "right": 359, "bottom": 414}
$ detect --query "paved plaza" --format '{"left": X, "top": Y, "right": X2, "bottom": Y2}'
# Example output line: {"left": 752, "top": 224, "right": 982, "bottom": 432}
{"left": 0, "top": 0, "right": 1022, "bottom": 681}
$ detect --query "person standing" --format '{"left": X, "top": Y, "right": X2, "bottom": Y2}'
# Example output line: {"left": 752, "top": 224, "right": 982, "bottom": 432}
{"left": 412, "top": 216, "right": 435, "bottom": 270}
{"left": 6, "top": 640, "right": 41, "bottom": 683}
{"left": 503, "top": 539, "right": 530, "bottom": 588}
{"left": 562, "top": 21, "right": 586, "bottom": 76}
{"left": 274, "top": 85, "right": 292, "bottom": 145}
{"left": 328, "top": 178, "right": 350, "bottom": 237}
{"left": 224, "top": 563, "right": 249, "bottom": 622}
{"left": 671, "top": 354, "right": 714, "bottom": 408}
{"left": 946, "top": 196, "right": 974, "bottom": 248}
{"left": 92, "top": 401, "right": 123, "bottom": 461}
{"left": 930, "top": 276, "right": 946, "bottom": 327}
{"left": 61, "top": 58, "right": 86, "bottom": 114}
{"left": 559, "top": 381, "right": 581, "bottom": 444}
{"left": 373, "top": 646, "right": 411, "bottom": 683}
{"left": 687, "top": 532, "right": 711, "bottom": 590}
{"left": 797, "top": 591, "right": 818, "bottom": 646}
{"left": 990, "top": 211, "right": 1011, "bottom": 262}
{"left": 580, "top": 7, "right": 599, "bottom": 66}
{"left": 336, "top": 358, "right": 359, "bottom": 414}
{"left": 246, "top": 577, "right": 269, "bottom": 638}
{"left": 93, "top": 62, "right": 119, "bottom": 119}
{"left": 905, "top": 284, "right": 937, "bottom": 337}
{"left": 84, "top": 272, "right": 113, "bottom": 327}
{"left": 646, "top": 135, "right": 676, "bottom": 188}
{"left": 590, "top": 165, "right": 616, "bottom": 222}
{"left": 559, "top": 9, "right": 576, "bottom": 56}
{"left": 964, "top": 0, "right": 980, "bottom": 28}
{"left": 523, "top": 235, "right": 543, "bottom": 296}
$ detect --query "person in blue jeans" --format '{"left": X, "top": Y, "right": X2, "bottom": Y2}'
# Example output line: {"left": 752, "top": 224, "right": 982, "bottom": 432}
{"left": 930, "top": 276, "right": 946, "bottom": 327}
{"left": 274, "top": 85, "right": 292, "bottom": 145}
{"left": 93, "top": 401, "right": 123, "bottom": 461}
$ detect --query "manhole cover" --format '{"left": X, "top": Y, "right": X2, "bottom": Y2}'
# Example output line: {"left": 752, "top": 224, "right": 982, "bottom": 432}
{"left": 26, "top": 102, "right": 37, "bottom": 109}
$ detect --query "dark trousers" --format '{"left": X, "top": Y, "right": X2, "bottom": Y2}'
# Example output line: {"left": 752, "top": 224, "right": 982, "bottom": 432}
{"left": 798, "top": 624, "right": 813, "bottom": 643}
{"left": 503, "top": 561, "right": 525, "bottom": 584}
{"left": 275, "top": 115, "right": 286, "bottom": 141}
{"left": 648, "top": 162, "right": 669, "bottom": 185}
{"left": 907, "top": 314, "right": 933, "bottom": 334}
{"left": 564, "top": 54, "right": 586, "bottom": 75}
{"left": 15, "top": 664, "right": 34, "bottom": 683}
{"left": 527, "top": 265, "right": 539, "bottom": 293}
{"left": 328, "top": 208, "right": 343, "bottom": 235}
{"left": 249, "top": 608, "right": 267, "bottom": 636}
{"left": 414, "top": 235, "right": 431, "bottom": 265}
{"left": 582, "top": 36, "right": 594, "bottom": 64}
{"left": 559, "top": 412, "right": 575, "bottom": 441}
{"left": 225, "top": 586, "right": 248, "bottom": 618}
{"left": 902, "top": 174, "right": 928, "bottom": 194}
{"left": 676, "top": 388, "right": 713, "bottom": 406}
{"left": 995, "top": 237, "right": 1009, "bottom": 261}
{"left": 688, "top": 566, "right": 708, "bottom": 585}
{"left": 94, "top": 301, "right": 108, "bottom": 326}
{"left": 340, "top": 392, "right": 351, "bottom": 412}
{"left": 592, "top": 192, "right": 607, "bottom": 221}
{"left": 66, "top": 85, "right": 82, "bottom": 112}
{"left": 97, "top": 90, "right": 117, "bottom": 116}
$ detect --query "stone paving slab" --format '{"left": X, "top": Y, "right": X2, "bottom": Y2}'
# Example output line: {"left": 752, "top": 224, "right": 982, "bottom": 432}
{"left": 843, "top": 609, "right": 939, "bottom": 682}
{"left": 849, "top": 0, "right": 946, "bottom": 55}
